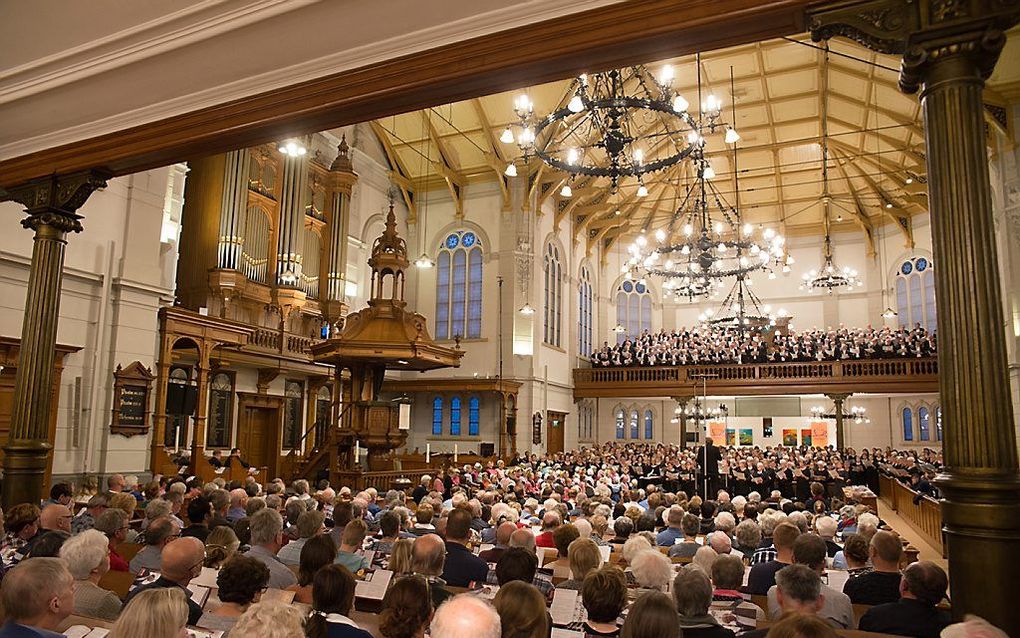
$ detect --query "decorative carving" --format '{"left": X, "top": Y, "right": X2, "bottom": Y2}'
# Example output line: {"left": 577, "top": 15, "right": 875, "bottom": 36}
{"left": 3, "top": 170, "right": 111, "bottom": 234}
{"left": 330, "top": 134, "right": 354, "bottom": 173}
{"left": 110, "top": 361, "right": 155, "bottom": 437}
{"left": 932, "top": 0, "right": 967, "bottom": 22}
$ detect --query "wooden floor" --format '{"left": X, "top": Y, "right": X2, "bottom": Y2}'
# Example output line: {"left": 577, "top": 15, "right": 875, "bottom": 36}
{"left": 876, "top": 500, "right": 948, "bottom": 573}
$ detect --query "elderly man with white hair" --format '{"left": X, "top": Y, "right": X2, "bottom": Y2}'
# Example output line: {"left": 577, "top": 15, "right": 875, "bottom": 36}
{"left": 714, "top": 511, "right": 737, "bottom": 537}
{"left": 431, "top": 594, "right": 501, "bottom": 638}
{"left": 708, "top": 530, "right": 733, "bottom": 555}
{"left": 226, "top": 487, "right": 248, "bottom": 523}
{"left": 815, "top": 515, "right": 842, "bottom": 557}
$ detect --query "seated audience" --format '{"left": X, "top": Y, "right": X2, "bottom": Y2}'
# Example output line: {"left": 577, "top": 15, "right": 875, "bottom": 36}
{"left": 59, "top": 529, "right": 123, "bottom": 620}
{"left": 335, "top": 519, "right": 371, "bottom": 574}
{"left": 673, "top": 567, "right": 736, "bottom": 638}
{"left": 710, "top": 554, "right": 765, "bottom": 633}
{"left": 479, "top": 521, "right": 516, "bottom": 563}
{"left": 94, "top": 508, "right": 131, "bottom": 572}
{"left": 746, "top": 522, "right": 799, "bottom": 595}
{"left": 667, "top": 513, "right": 703, "bottom": 558}
{"left": 125, "top": 536, "right": 206, "bottom": 625}
{"left": 197, "top": 554, "right": 270, "bottom": 636}
{"left": 388, "top": 537, "right": 414, "bottom": 576}
{"left": 306, "top": 564, "right": 375, "bottom": 638}
{"left": 733, "top": 519, "right": 762, "bottom": 560}
{"left": 1, "top": 504, "right": 40, "bottom": 567}
{"left": 581, "top": 566, "right": 628, "bottom": 637}
{"left": 493, "top": 581, "right": 549, "bottom": 638}
{"left": 630, "top": 549, "right": 672, "bottom": 595}
{"left": 858, "top": 561, "right": 951, "bottom": 638}
{"left": 547, "top": 523, "right": 580, "bottom": 575}
{"left": 495, "top": 546, "right": 539, "bottom": 586}
{"left": 692, "top": 545, "right": 718, "bottom": 576}
{"left": 431, "top": 594, "right": 502, "bottom": 638}
{"left": 182, "top": 495, "right": 213, "bottom": 541}
{"left": 289, "top": 533, "right": 338, "bottom": 604}
{"left": 0, "top": 557, "right": 75, "bottom": 637}
{"left": 130, "top": 516, "right": 179, "bottom": 574}
{"left": 24, "top": 531, "right": 69, "bottom": 559}
{"left": 843, "top": 530, "right": 903, "bottom": 605}
{"left": 620, "top": 591, "right": 680, "bottom": 638}
{"left": 750, "top": 612, "right": 838, "bottom": 638}
{"left": 743, "top": 565, "right": 828, "bottom": 638}
{"left": 108, "top": 587, "right": 190, "bottom": 638}
{"left": 204, "top": 524, "right": 241, "bottom": 568}
{"left": 558, "top": 537, "right": 602, "bottom": 590}
{"left": 244, "top": 507, "right": 298, "bottom": 589}
{"left": 814, "top": 516, "right": 841, "bottom": 558}
{"left": 278, "top": 509, "right": 325, "bottom": 566}
{"left": 412, "top": 533, "right": 453, "bottom": 608}
{"left": 442, "top": 508, "right": 488, "bottom": 587}
{"left": 535, "top": 511, "right": 561, "bottom": 548}
{"left": 767, "top": 533, "right": 854, "bottom": 630}
{"left": 231, "top": 599, "right": 307, "bottom": 638}
{"left": 840, "top": 533, "right": 873, "bottom": 578}
{"left": 373, "top": 510, "right": 402, "bottom": 554}
{"left": 72, "top": 493, "right": 108, "bottom": 534}
{"left": 379, "top": 575, "right": 433, "bottom": 638}
{"left": 832, "top": 512, "right": 879, "bottom": 570}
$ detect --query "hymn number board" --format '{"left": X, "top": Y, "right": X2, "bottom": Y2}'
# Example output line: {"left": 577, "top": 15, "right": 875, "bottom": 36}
{"left": 111, "top": 361, "right": 155, "bottom": 437}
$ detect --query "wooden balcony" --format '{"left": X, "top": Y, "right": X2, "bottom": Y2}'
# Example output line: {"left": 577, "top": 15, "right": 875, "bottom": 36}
{"left": 572, "top": 357, "right": 939, "bottom": 398}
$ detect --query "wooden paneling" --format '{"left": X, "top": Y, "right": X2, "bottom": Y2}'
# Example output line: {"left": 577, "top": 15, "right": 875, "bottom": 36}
{"left": 879, "top": 474, "right": 945, "bottom": 557}
{"left": 573, "top": 358, "right": 939, "bottom": 398}
{"left": 0, "top": 1, "right": 811, "bottom": 188}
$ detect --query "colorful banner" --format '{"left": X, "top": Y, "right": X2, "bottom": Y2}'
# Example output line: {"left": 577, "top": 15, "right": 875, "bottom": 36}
{"left": 800, "top": 428, "right": 813, "bottom": 447}
{"left": 725, "top": 429, "right": 738, "bottom": 446}
{"left": 739, "top": 429, "right": 754, "bottom": 446}
{"left": 811, "top": 421, "right": 829, "bottom": 448}
{"left": 708, "top": 421, "right": 727, "bottom": 442}
{"left": 782, "top": 429, "right": 798, "bottom": 446}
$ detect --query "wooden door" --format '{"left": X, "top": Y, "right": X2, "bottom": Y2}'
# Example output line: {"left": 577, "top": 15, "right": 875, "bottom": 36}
{"left": 547, "top": 411, "right": 566, "bottom": 455}
{"left": 240, "top": 406, "right": 277, "bottom": 471}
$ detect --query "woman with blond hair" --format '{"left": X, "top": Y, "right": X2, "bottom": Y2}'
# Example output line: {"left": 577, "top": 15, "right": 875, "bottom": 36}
{"left": 493, "top": 581, "right": 549, "bottom": 638}
{"left": 204, "top": 524, "right": 241, "bottom": 569}
{"left": 232, "top": 599, "right": 306, "bottom": 638}
{"left": 387, "top": 537, "right": 414, "bottom": 576}
{"left": 557, "top": 538, "right": 602, "bottom": 590}
{"left": 108, "top": 587, "right": 189, "bottom": 638}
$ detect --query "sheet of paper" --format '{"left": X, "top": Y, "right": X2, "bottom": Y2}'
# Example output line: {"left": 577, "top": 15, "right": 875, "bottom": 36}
{"left": 598, "top": 545, "right": 612, "bottom": 563}
{"left": 192, "top": 566, "right": 220, "bottom": 589}
{"left": 742, "top": 565, "right": 751, "bottom": 587}
{"left": 551, "top": 629, "right": 584, "bottom": 638}
{"left": 262, "top": 589, "right": 296, "bottom": 604}
{"left": 186, "top": 629, "right": 223, "bottom": 638}
{"left": 63, "top": 627, "right": 109, "bottom": 638}
{"left": 355, "top": 569, "right": 393, "bottom": 601}
{"left": 549, "top": 589, "right": 580, "bottom": 626}
{"left": 190, "top": 584, "right": 210, "bottom": 608}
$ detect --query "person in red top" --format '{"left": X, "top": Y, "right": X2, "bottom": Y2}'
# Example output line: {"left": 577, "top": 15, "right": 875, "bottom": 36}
{"left": 94, "top": 508, "right": 131, "bottom": 572}
{"left": 534, "top": 511, "right": 560, "bottom": 548}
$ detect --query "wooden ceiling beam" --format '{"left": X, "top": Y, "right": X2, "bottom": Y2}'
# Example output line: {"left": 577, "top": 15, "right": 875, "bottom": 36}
{"left": 470, "top": 98, "right": 511, "bottom": 210}
{"left": 421, "top": 110, "right": 466, "bottom": 217}
{"left": 369, "top": 120, "right": 417, "bottom": 221}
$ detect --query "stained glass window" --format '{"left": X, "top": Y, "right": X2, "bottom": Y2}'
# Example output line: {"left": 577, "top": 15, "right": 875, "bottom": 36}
{"left": 450, "top": 397, "right": 462, "bottom": 436}
{"left": 468, "top": 397, "right": 480, "bottom": 436}
{"left": 544, "top": 243, "right": 562, "bottom": 346}
{"left": 616, "top": 279, "right": 652, "bottom": 343}
{"left": 630, "top": 410, "right": 639, "bottom": 439}
{"left": 903, "top": 407, "right": 914, "bottom": 442}
{"left": 615, "top": 409, "right": 625, "bottom": 439}
{"left": 896, "top": 257, "right": 937, "bottom": 332}
{"left": 919, "top": 406, "right": 930, "bottom": 441}
{"left": 432, "top": 397, "right": 443, "bottom": 436}
{"left": 435, "top": 231, "right": 483, "bottom": 339}
{"left": 644, "top": 409, "right": 653, "bottom": 440}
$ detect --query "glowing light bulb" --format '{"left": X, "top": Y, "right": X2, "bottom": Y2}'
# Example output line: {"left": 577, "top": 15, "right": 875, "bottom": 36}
{"left": 637, "top": 184, "right": 648, "bottom": 197}
{"left": 636, "top": 235, "right": 648, "bottom": 247}
{"left": 673, "top": 95, "right": 689, "bottom": 113}
{"left": 633, "top": 149, "right": 644, "bottom": 164}
{"left": 725, "top": 128, "right": 740, "bottom": 144}
{"left": 655, "top": 229, "right": 666, "bottom": 242}
{"left": 568, "top": 94, "right": 584, "bottom": 113}
{"left": 500, "top": 126, "right": 514, "bottom": 144}
{"left": 687, "top": 131, "right": 700, "bottom": 145}
{"left": 713, "top": 221, "right": 724, "bottom": 234}
{"left": 560, "top": 184, "right": 572, "bottom": 197}
{"left": 703, "top": 164, "right": 716, "bottom": 180}
{"left": 742, "top": 223, "right": 752, "bottom": 236}
{"left": 659, "top": 65, "right": 674, "bottom": 84}
{"left": 567, "top": 148, "right": 579, "bottom": 165}
{"left": 504, "top": 163, "right": 517, "bottom": 177}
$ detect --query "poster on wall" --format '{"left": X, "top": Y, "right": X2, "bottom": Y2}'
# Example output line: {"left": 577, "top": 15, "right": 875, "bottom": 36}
{"left": 739, "top": 429, "right": 754, "bottom": 446}
{"left": 811, "top": 421, "right": 829, "bottom": 447}
{"left": 709, "top": 421, "right": 727, "bottom": 442}
{"left": 800, "top": 428, "right": 813, "bottom": 447}
{"left": 725, "top": 429, "right": 738, "bottom": 446}
{"left": 782, "top": 429, "right": 798, "bottom": 446}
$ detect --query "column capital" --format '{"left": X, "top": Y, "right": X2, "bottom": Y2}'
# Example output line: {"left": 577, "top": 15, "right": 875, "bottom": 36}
{"left": 825, "top": 392, "right": 852, "bottom": 402}
{"left": 807, "top": 0, "right": 1020, "bottom": 92}
{"left": 3, "top": 169, "right": 111, "bottom": 233}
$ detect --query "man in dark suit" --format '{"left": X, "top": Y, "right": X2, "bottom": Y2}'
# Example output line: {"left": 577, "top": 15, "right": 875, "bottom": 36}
{"left": 698, "top": 437, "right": 722, "bottom": 499}
{"left": 859, "top": 561, "right": 951, "bottom": 638}
{"left": 125, "top": 537, "right": 206, "bottom": 626}
{"left": 441, "top": 509, "right": 488, "bottom": 587}
{"left": 0, "top": 558, "right": 74, "bottom": 638}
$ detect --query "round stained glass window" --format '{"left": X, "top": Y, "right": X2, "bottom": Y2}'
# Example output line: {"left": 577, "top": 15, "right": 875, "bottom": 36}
{"left": 462, "top": 232, "right": 476, "bottom": 247}
{"left": 445, "top": 234, "right": 459, "bottom": 249}
{"left": 900, "top": 261, "right": 913, "bottom": 275}
{"left": 915, "top": 257, "right": 928, "bottom": 272}
{"left": 622, "top": 280, "right": 633, "bottom": 293}
{"left": 635, "top": 282, "right": 646, "bottom": 293}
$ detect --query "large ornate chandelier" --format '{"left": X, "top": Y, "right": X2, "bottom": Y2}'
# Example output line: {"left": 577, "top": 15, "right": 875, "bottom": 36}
{"left": 501, "top": 63, "right": 721, "bottom": 195}
{"left": 624, "top": 66, "right": 789, "bottom": 300}
{"left": 697, "top": 275, "right": 785, "bottom": 331}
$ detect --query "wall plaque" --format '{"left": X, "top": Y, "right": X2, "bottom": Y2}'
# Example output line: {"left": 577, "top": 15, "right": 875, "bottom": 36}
{"left": 111, "top": 361, "right": 154, "bottom": 437}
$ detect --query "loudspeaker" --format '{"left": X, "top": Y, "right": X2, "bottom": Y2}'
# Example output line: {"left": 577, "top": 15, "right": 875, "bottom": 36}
{"left": 480, "top": 442, "right": 495, "bottom": 457}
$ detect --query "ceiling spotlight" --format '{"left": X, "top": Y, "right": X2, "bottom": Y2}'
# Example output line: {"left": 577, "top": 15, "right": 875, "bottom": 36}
{"left": 500, "top": 126, "right": 515, "bottom": 144}
{"left": 278, "top": 139, "right": 307, "bottom": 157}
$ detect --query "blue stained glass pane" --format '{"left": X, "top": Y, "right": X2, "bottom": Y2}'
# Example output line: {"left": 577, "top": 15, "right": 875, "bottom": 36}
{"left": 467, "top": 247, "right": 483, "bottom": 338}
{"left": 919, "top": 407, "right": 930, "bottom": 441}
{"left": 915, "top": 257, "right": 928, "bottom": 272}
{"left": 615, "top": 411, "right": 625, "bottom": 439}
{"left": 903, "top": 408, "right": 913, "bottom": 441}
{"left": 450, "top": 397, "right": 462, "bottom": 435}
{"left": 644, "top": 410, "right": 653, "bottom": 439}
{"left": 446, "top": 234, "right": 459, "bottom": 249}
{"left": 451, "top": 250, "right": 467, "bottom": 338}
{"left": 901, "top": 261, "right": 913, "bottom": 275}
{"left": 436, "top": 252, "right": 451, "bottom": 339}
{"left": 432, "top": 398, "right": 443, "bottom": 436}
{"left": 469, "top": 397, "right": 479, "bottom": 436}
{"left": 462, "top": 232, "right": 476, "bottom": 247}
{"left": 622, "top": 280, "right": 633, "bottom": 293}
{"left": 630, "top": 410, "right": 639, "bottom": 439}
{"left": 936, "top": 407, "right": 943, "bottom": 441}
{"left": 635, "top": 282, "right": 646, "bottom": 293}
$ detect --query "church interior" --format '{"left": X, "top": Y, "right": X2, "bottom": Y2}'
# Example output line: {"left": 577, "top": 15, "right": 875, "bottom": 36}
{"left": 0, "top": 2, "right": 1018, "bottom": 637}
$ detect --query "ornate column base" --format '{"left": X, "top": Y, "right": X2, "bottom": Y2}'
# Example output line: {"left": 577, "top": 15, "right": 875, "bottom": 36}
{"left": 1, "top": 441, "right": 52, "bottom": 508}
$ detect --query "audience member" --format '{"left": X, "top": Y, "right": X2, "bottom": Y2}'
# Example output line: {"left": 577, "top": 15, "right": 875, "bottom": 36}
{"left": 130, "top": 516, "right": 179, "bottom": 574}
{"left": 59, "top": 529, "right": 123, "bottom": 620}
{"left": 94, "top": 508, "right": 130, "bottom": 572}
{"left": 620, "top": 591, "right": 680, "bottom": 638}
{"left": 431, "top": 594, "right": 502, "bottom": 638}
{"left": 107, "top": 587, "right": 189, "bottom": 638}
{"left": 843, "top": 530, "right": 903, "bottom": 605}
{"left": 442, "top": 508, "right": 488, "bottom": 586}
{"left": 767, "top": 533, "right": 854, "bottom": 629}
{"left": 335, "top": 519, "right": 371, "bottom": 574}
{"left": 244, "top": 507, "right": 298, "bottom": 589}
{"left": 306, "top": 564, "right": 376, "bottom": 638}
{"left": 493, "top": 581, "right": 549, "bottom": 638}
{"left": 746, "top": 522, "right": 799, "bottom": 595}
{"left": 673, "top": 567, "right": 736, "bottom": 638}
{"left": 710, "top": 554, "right": 765, "bottom": 633}
{"left": 197, "top": 554, "right": 270, "bottom": 636}
{"left": 412, "top": 534, "right": 452, "bottom": 608}
{"left": 0, "top": 558, "right": 75, "bottom": 637}
{"left": 288, "top": 533, "right": 338, "bottom": 604}
{"left": 379, "top": 575, "right": 433, "bottom": 638}
{"left": 558, "top": 537, "right": 601, "bottom": 590}
{"left": 125, "top": 536, "right": 205, "bottom": 625}
{"left": 204, "top": 524, "right": 241, "bottom": 569}
{"left": 278, "top": 509, "right": 325, "bottom": 567}
{"left": 231, "top": 600, "right": 306, "bottom": 638}
{"left": 858, "top": 561, "right": 951, "bottom": 638}
{"left": 581, "top": 566, "right": 628, "bottom": 637}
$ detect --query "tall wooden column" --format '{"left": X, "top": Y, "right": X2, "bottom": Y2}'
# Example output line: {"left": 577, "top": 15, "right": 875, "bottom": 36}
{"left": 826, "top": 392, "right": 850, "bottom": 450}
{"left": 810, "top": 3, "right": 1020, "bottom": 632}
{"left": 2, "top": 170, "right": 109, "bottom": 507}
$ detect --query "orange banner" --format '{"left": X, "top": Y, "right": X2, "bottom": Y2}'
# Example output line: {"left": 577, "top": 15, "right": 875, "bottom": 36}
{"left": 708, "top": 421, "right": 727, "bottom": 442}
{"left": 811, "top": 421, "right": 829, "bottom": 447}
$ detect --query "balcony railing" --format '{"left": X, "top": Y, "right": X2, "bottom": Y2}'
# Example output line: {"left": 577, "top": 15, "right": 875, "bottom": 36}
{"left": 247, "top": 326, "right": 316, "bottom": 357}
{"left": 573, "top": 357, "right": 939, "bottom": 398}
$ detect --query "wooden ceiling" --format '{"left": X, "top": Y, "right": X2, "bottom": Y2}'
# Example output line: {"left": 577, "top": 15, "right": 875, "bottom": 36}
{"left": 368, "top": 32, "right": 1015, "bottom": 252}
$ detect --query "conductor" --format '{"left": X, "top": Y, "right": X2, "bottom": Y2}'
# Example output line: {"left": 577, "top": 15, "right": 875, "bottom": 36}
{"left": 698, "top": 437, "right": 722, "bottom": 499}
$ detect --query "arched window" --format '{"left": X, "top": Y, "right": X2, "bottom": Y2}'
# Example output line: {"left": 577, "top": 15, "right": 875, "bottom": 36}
{"left": 615, "top": 409, "right": 625, "bottom": 440}
{"left": 283, "top": 381, "right": 304, "bottom": 450}
{"left": 450, "top": 397, "right": 462, "bottom": 436}
{"left": 435, "top": 231, "right": 483, "bottom": 340}
{"left": 579, "top": 267, "right": 593, "bottom": 357}
{"left": 918, "top": 406, "right": 930, "bottom": 441}
{"left": 432, "top": 398, "right": 443, "bottom": 436}
{"left": 578, "top": 402, "right": 594, "bottom": 441}
{"left": 544, "top": 243, "right": 563, "bottom": 346}
{"left": 468, "top": 397, "right": 480, "bottom": 436}
{"left": 644, "top": 410, "right": 654, "bottom": 440}
{"left": 936, "top": 406, "right": 943, "bottom": 442}
{"left": 629, "top": 409, "right": 639, "bottom": 439}
{"left": 615, "top": 279, "right": 652, "bottom": 343}
{"left": 902, "top": 407, "right": 914, "bottom": 442}
{"left": 895, "top": 256, "right": 936, "bottom": 332}
{"left": 207, "top": 373, "right": 234, "bottom": 449}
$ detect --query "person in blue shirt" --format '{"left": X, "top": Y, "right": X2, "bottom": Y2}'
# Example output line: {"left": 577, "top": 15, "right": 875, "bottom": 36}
{"left": 656, "top": 505, "right": 686, "bottom": 546}
{"left": 0, "top": 557, "right": 75, "bottom": 638}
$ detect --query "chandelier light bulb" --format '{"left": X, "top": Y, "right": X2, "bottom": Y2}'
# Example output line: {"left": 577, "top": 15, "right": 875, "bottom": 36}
{"left": 905, "top": 176, "right": 914, "bottom": 185}
{"left": 673, "top": 95, "right": 690, "bottom": 113}
{"left": 768, "top": 272, "right": 777, "bottom": 280}
{"left": 567, "top": 94, "right": 584, "bottom": 113}
{"left": 742, "top": 223, "right": 753, "bottom": 236}
{"left": 717, "top": 242, "right": 727, "bottom": 253}
{"left": 655, "top": 229, "right": 667, "bottom": 242}
{"left": 415, "top": 253, "right": 435, "bottom": 269}
{"left": 566, "top": 147, "right": 580, "bottom": 165}
{"left": 636, "top": 235, "right": 647, "bottom": 247}
{"left": 687, "top": 130, "right": 700, "bottom": 145}
{"left": 518, "top": 127, "right": 535, "bottom": 145}
{"left": 659, "top": 65, "right": 674, "bottom": 84}
{"left": 705, "top": 94, "right": 721, "bottom": 111}
{"left": 278, "top": 139, "right": 307, "bottom": 157}
{"left": 680, "top": 245, "right": 690, "bottom": 255}
{"left": 713, "top": 221, "right": 724, "bottom": 234}
{"left": 703, "top": 164, "right": 716, "bottom": 180}
{"left": 750, "top": 244, "right": 760, "bottom": 255}
{"left": 633, "top": 148, "right": 644, "bottom": 164}
{"left": 885, "top": 201, "right": 894, "bottom": 209}
{"left": 763, "top": 228, "right": 775, "bottom": 239}
{"left": 560, "top": 184, "right": 572, "bottom": 197}
{"left": 504, "top": 162, "right": 518, "bottom": 177}
{"left": 519, "top": 303, "right": 536, "bottom": 315}
{"left": 637, "top": 184, "right": 648, "bottom": 197}
{"left": 500, "top": 126, "right": 515, "bottom": 144}
{"left": 683, "top": 224, "right": 693, "bottom": 236}
{"left": 782, "top": 265, "right": 791, "bottom": 273}
{"left": 725, "top": 128, "right": 741, "bottom": 144}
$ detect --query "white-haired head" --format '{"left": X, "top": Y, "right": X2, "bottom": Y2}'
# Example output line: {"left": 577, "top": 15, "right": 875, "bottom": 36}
{"left": 432, "top": 594, "right": 501, "bottom": 638}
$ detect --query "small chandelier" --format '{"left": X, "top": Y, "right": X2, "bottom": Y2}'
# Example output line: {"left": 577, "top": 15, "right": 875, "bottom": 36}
{"left": 503, "top": 64, "right": 710, "bottom": 194}
{"left": 673, "top": 401, "right": 728, "bottom": 423}
{"left": 697, "top": 275, "right": 786, "bottom": 333}
{"left": 811, "top": 404, "right": 870, "bottom": 424}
